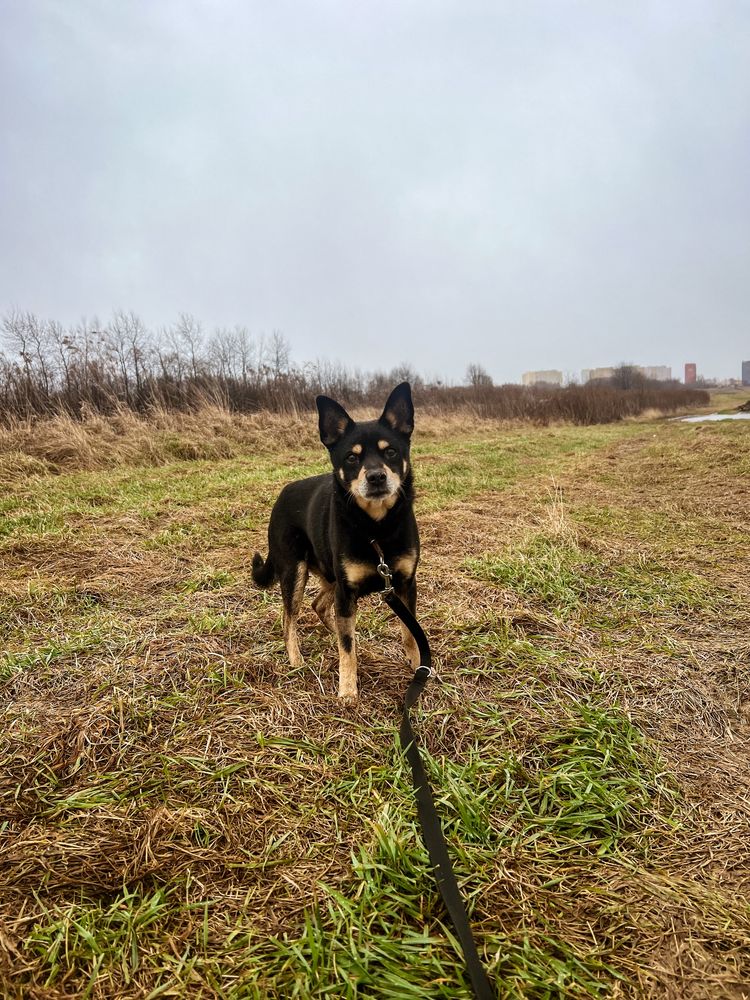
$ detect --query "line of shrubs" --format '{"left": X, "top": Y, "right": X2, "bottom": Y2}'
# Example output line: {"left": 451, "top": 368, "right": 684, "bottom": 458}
{"left": 0, "top": 310, "right": 708, "bottom": 425}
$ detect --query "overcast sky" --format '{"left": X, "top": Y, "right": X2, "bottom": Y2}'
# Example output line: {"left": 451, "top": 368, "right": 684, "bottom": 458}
{"left": 2, "top": 0, "right": 748, "bottom": 383}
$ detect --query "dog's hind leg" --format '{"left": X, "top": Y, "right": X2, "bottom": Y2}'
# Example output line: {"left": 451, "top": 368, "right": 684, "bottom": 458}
{"left": 312, "top": 582, "right": 335, "bottom": 633}
{"left": 281, "top": 562, "right": 308, "bottom": 667}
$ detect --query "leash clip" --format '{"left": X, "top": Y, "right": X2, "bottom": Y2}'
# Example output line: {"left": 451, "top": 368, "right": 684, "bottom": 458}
{"left": 371, "top": 538, "right": 394, "bottom": 595}
{"left": 376, "top": 558, "right": 394, "bottom": 595}
{"left": 414, "top": 665, "right": 432, "bottom": 683}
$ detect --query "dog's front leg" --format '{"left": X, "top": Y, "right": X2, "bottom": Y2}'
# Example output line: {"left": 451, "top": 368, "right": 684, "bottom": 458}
{"left": 334, "top": 583, "right": 358, "bottom": 701}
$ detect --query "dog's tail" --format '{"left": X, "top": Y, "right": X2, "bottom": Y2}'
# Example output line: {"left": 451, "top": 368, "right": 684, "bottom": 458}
{"left": 251, "top": 551, "right": 276, "bottom": 588}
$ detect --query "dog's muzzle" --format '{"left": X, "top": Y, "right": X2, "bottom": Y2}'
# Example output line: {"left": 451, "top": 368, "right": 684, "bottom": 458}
{"left": 361, "top": 467, "right": 397, "bottom": 500}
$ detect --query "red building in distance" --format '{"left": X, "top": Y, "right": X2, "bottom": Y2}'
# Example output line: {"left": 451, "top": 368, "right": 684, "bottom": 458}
{"left": 684, "top": 363, "right": 697, "bottom": 384}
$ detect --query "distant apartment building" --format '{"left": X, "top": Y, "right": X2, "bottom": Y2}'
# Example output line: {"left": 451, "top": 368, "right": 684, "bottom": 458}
{"left": 684, "top": 363, "right": 697, "bottom": 384}
{"left": 743, "top": 360, "right": 750, "bottom": 386}
{"left": 521, "top": 369, "right": 563, "bottom": 387}
{"left": 581, "top": 367, "right": 615, "bottom": 383}
{"left": 640, "top": 365, "right": 672, "bottom": 381}
{"left": 582, "top": 364, "right": 671, "bottom": 383}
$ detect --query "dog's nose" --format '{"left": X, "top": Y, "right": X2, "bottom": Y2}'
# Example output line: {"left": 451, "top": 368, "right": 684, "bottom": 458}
{"left": 366, "top": 468, "right": 387, "bottom": 486}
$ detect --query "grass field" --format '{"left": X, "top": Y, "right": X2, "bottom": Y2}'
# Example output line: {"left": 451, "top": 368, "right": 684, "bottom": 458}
{"left": 1, "top": 400, "right": 749, "bottom": 998}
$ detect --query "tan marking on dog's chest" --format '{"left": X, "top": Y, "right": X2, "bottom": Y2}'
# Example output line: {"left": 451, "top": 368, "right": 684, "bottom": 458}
{"left": 342, "top": 559, "right": 378, "bottom": 586}
{"left": 394, "top": 550, "right": 417, "bottom": 578}
{"left": 352, "top": 492, "right": 398, "bottom": 521}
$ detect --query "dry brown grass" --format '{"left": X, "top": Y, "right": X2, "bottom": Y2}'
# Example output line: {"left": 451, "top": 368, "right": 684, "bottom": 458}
{"left": 0, "top": 404, "right": 325, "bottom": 478}
{"left": 0, "top": 387, "right": 724, "bottom": 483}
{"left": 1, "top": 414, "right": 749, "bottom": 997}
{"left": 0, "top": 404, "right": 533, "bottom": 483}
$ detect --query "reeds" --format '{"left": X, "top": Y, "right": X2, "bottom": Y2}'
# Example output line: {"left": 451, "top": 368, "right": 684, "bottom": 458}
{"left": 1, "top": 309, "right": 708, "bottom": 426}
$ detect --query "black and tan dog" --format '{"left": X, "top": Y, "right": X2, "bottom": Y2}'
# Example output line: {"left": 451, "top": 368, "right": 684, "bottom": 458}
{"left": 251, "top": 382, "right": 419, "bottom": 700}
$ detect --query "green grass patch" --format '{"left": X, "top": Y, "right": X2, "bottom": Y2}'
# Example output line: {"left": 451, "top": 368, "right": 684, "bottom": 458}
{"left": 27, "top": 886, "right": 176, "bottom": 994}
{"left": 505, "top": 703, "right": 678, "bottom": 854}
{"left": 465, "top": 536, "right": 589, "bottom": 613}
{"left": 143, "top": 522, "right": 207, "bottom": 550}
{"left": 602, "top": 561, "right": 719, "bottom": 614}
{"left": 413, "top": 424, "right": 644, "bottom": 511}
{"left": 268, "top": 807, "right": 622, "bottom": 999}
{"left": 0, "top": 614, "right": 127, "bottom": 682}
{"left": 465, "top": 534, "right": 725, "bottom": 625}
{"left": 187, "top": 610, "right": 234, "bottom": 635}
{"left": 180, "top": 568, "right": 235, "bottom": 593}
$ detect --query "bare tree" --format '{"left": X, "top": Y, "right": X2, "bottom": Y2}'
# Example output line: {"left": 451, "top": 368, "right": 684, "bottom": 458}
{"left": 208, "top": 326, "right": 239, "bottom": 381}
{"left": 388, "top": 363, "right": 423, "bottom": 390}
{"left": 171, "top": 313, "right": 204, "bottom": 379}
{"left": 234, "top": 326, "right": 255, "bottom": 386}
{"left": 109, "top": 311, "right": 143, "bottom": 405}
{"left": 465, "top": 362, "right": 493, "bottom": 388}
{"left": 120, "top": 311, "right": 149, "bottom": 399}
{"left": 268, "top": 329, "right": 290, "bottom": 380}
{"left": 611, "top": 364, "right": 646, "bottom": 390}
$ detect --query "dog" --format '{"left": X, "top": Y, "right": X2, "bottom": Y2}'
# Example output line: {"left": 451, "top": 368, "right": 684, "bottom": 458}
{"left": 251, "top": 382, "right": 420, "bottom": 700}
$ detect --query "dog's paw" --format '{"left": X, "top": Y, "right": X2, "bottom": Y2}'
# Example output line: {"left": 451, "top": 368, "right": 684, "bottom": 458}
{"left": 337, "top": 691, "right": 359, "bottom": 705}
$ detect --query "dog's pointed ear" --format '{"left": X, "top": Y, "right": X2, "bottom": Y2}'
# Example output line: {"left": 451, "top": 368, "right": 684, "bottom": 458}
{"left": 379, "top": 382, "right": 414, "bottom": 437}
{"left": 317, "top": 395, "right": 354, "bottom": 447}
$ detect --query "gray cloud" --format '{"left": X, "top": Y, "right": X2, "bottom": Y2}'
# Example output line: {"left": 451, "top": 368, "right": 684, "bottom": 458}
{"left": 2, "top": 0, "right": 749, "bottom": 382}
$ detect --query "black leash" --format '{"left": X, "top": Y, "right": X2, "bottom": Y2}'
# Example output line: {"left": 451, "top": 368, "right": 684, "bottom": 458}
{"left": 371, "top": 541, "right": 495, "bottom": 1000}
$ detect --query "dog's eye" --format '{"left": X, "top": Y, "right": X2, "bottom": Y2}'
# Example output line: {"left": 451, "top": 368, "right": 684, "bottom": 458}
{"left": 384, "top": 447, "right": 397, "bottom": 459}
{"left": 345, "top": 453, "right": 359, "bottom": 465}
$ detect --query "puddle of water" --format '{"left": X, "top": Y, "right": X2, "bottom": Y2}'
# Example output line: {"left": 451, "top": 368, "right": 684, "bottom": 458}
{"left": 681, "top": 412, "right": 750, "bottom": 422}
